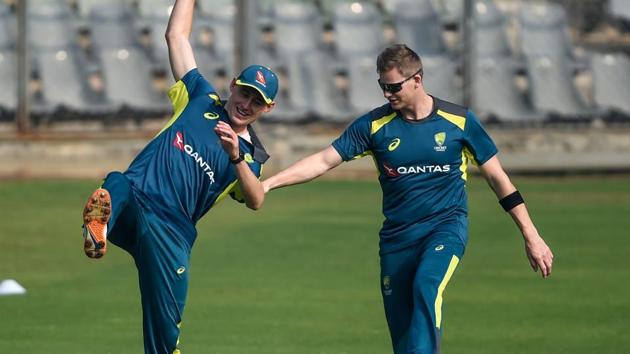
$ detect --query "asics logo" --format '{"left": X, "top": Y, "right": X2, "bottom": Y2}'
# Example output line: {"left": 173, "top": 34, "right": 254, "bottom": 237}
{"left": 388, "top": 138, "right": 401, "bottom": 151}
{"left": 204, "top": 112, "right": 220, "bottom": 120}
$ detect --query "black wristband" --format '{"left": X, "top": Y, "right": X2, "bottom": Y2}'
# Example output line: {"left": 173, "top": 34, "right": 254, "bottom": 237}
{"left": 499, "top": 191, "right": 524, "bottom": 211}
{"left": 230, "top": 154, "right": 244, "bottom": 164}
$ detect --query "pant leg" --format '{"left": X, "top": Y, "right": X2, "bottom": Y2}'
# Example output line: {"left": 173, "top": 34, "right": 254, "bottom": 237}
{"left": 134, "top": 208, "right": 191, "bottom": 354}
{"left": 100, "top": 171, "right": 139, "bottom": 253}
{"left": 380, "top": 245, "right": 422, "bottom": 354}
{"left": 407, "top": 234, "right": 465, "bottom": 354}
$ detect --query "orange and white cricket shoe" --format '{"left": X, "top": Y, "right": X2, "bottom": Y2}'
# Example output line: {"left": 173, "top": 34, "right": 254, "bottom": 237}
{"left": 82, "top": 188, "right": 111, "bottom": 259}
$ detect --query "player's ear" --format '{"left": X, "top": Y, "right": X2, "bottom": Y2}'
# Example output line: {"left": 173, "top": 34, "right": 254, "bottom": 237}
{"left": 264, "top": 102, "right": 276, "bottom": 113}
{"left": 229, "top": 78, "right": 237, "bottom": 91}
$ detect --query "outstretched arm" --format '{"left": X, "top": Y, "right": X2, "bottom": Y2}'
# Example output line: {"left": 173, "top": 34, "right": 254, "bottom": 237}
{"left": 478, "top": 155, "right": 554, "bottom": 278}
{"left": 263, "top": 146, "right": 343, "bottom": 192}
{"left": 165, "top": 0, "right": 197, "bottom": 81}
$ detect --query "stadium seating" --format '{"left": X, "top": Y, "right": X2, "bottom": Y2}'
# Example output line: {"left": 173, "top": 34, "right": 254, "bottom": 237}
{"left": 392, "top": 0, "right": 446, "bottom": 56}
{"left": 0, "top": 0, "right": 626, "bottom": 125}
{"left": 332, "top": 2, "right": 385, "bottom": 59}
{"left": 347, "top": 56, "right": 387, "bottom": 115}
{"left": 591, "top": 52, "right": 630, "bottom": 119}
{"left": 0, "top": 49, "right": 17, "bottom": 117}
{"left": 36, "top": 48, "right": 109, "bottom": 117}
{"left": 99, "top": 47, "right": 168, "bottom": 115}
{"left": 421, "top": 55, "right": 462, "bottom": 105}
{"left": 87, "top": 2, "right": 139, "bottom": 49}
{"left": 0, "top": 3, "right": 15, "bottom": 50}
{"left": 268, "top": 2, "right": 322, "bottom": 57}
{"left": 609, "top": 0, "right": 630, "bottom": 28}
{"left": 519, "top": 3, "right": 594, "bottom": 120}
{"left": 27, "top": 0, "right": 76, "bottom": 51}
{"left": 470, "top": 0, "right": 541, "bottom": 123}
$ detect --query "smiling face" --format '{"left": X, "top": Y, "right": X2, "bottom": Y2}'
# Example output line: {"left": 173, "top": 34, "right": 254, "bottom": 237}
{"left": 376, "top": 44, "right": 425, "bottom": 111}
{"left": 378, "top": 68, "right": 422, "bottom": 111}
{"left": 226, "top": 80, "right": 275, "bottom": 132}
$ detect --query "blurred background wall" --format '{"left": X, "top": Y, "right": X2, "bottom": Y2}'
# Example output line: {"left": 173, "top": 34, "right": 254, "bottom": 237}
{"left": 1, "top": 0, "right": 630, "bottom": 178}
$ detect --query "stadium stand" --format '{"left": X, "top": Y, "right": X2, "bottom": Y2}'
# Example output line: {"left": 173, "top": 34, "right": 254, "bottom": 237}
{"left": 422, "top": 55, "right": 462, "bottom": 105}
{"left": 0, "top": 0, "right": 628, "bottom": 127}
{"left": 609, "top": 0, "right": 630, "bottom": 29}
{"left": 519, "top": 3, "right": 595, "bottom": 120}
{"left": 268, "top": 1, "right": 322, "bottom": 57}
{"left": 0, "top": 49, "right": 16, "bottom": 119}
{"left": 332, "top": 2, "right": 385, "bottom": 59}
{"left": 471, "top": 0, "right": 542, "bottom": 123}
{"left": 392, "top": 0, "right": 447, "bottom": 56}
{"left": 591, "top": 52, "right": 630, "bottom": 120}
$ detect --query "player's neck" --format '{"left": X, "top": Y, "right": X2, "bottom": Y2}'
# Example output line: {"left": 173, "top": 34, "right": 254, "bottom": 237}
{"left": 400, "top": 93, "right": 434, "bottom": 121}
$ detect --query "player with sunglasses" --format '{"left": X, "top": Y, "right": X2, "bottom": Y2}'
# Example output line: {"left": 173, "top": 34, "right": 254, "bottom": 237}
{"left": 263, "top": 44, "right": 553, "bottom": 354}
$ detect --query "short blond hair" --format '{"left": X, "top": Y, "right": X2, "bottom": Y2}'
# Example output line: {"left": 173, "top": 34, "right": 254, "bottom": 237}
{"left": 376, "top": 44, "right": 423, "bottom": 78}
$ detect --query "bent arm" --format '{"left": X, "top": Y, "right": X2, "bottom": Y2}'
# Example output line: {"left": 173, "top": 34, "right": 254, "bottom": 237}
{"left": 478, "top": 155, "right": 554, "bottom": 278}
{"left": 165, "top": 0, "right": 197, "bottom": 81}
{"left": 234, "top": 161, "right": 265, "bottom": 210}
{"left": 263, "top": 145, "right": 343, "bottom": 192}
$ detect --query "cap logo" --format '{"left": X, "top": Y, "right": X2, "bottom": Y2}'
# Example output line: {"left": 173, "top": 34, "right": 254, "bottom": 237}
{"left": 255, "top": 71, "right": 266, "bottom": 87}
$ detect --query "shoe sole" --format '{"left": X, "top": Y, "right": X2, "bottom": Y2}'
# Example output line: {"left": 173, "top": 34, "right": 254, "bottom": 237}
{"left": 83, "top": 188, "right": 111, "bottom": 259}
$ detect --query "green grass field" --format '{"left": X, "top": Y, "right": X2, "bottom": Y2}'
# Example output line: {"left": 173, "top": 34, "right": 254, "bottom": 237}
{"left": 1, "top": 176, "right": 629, "bottom": 354}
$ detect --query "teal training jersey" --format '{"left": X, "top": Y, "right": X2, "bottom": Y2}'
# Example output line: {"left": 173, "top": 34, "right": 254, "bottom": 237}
{"left": 332, "top": 98, "right": 497, "bottom": 254}
{"left": 124, "top": 69, "right": 269, "bottom": 248}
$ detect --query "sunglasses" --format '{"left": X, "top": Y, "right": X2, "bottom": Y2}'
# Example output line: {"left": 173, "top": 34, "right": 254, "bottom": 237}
{"left": 377, "top": 69, "right": 422, "bottom": 93}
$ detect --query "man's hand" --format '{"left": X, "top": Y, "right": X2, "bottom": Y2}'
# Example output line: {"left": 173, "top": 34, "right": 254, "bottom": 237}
{"left": 523, "top": 229, "right": 554, "bottom": 278}
{"left": 214, "top": 121, "right": 239, "bottom": 160}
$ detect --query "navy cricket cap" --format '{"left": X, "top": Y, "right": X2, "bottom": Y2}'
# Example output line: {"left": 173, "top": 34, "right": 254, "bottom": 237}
{"left": 235, "top": 65, "right": 279, "bottom": 104}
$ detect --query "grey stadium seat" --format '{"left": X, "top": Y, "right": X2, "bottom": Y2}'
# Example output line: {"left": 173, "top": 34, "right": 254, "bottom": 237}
{"left": 137, "top": 0, "right": 173, "bottom": 18}
{"left": 77, "top": 0, "right": 135, "bottom": 18}
{"left": 26, "top": 2, "right": 77, "bottom": 51}
{"left": 100, "top": 47, "right": 169, "bottom": 114}
{"left": 302, "top": 51, "right": 351, "bottom": 122}
{"left": 269, "top": 2, "right": 322, "bottom": 56}
{"left": 591, "top": 53, "right": 630, "bottom": 117}
{"left": 393, "top": 0, "right": 446, "bottom": 56}
{"left": 519, "top": 3, "right": 574, "bottom": 61}
{"left": 471, "top": 57, "right": 543, "bottom": 122}
{"left": 473, "top": 0, "right": 512, "bottom": 58}
{"left": 422, "top": 55, "right": 463, "bottom": 105}
{"left": 332, "top": 2, "right": 384, "bottom": 58}
{"left": 256, "top": 52, "right": 310, "bottom": 123}
{"left": 0, "top": 4, "right": 15, "bottom": 50}
{"left": 610, "top": 0, "right": 630, "bottom": 25}
{"left": 526, "top": 56, "right": 592, "bottom": 119}
{"left": 88, "top": 2, "right": 139, "bottom": 49}
{"left": 0, "top": 50, "right": 17, "bottom": 113}
{"left": 37, "top": 48, "right": 109, "bottom": 115}
{"left": 197, "top": 0, "right": 236, "bottom": 62}
{"left": 347, "top": 56, "right": 387, "bottom": 115}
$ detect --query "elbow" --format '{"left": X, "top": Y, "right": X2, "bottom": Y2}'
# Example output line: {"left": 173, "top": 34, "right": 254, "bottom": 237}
{"left": 246, "top": 201, "right": 263, "bottom": 211}
{"left": 165, "top": 29, "right": 188, "bottom": 45}
{"left": 246, "top": 196, "right": 264, "bottom": 211}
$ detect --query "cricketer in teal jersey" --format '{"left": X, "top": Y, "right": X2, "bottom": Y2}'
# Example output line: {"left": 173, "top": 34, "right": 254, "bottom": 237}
{"left": 263, "top": 44, "right": 554, "bottom": 354}
{"left": 80, "top": 1, "right": 278, "bottom": 353}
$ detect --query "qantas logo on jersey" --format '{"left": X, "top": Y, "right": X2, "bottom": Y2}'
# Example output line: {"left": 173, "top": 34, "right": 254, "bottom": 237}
{"left": 382, "top": 161, "right": 450, "bottom": 177}
{"left": 173, "top": 131, "right": 216, "bottom": 184}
